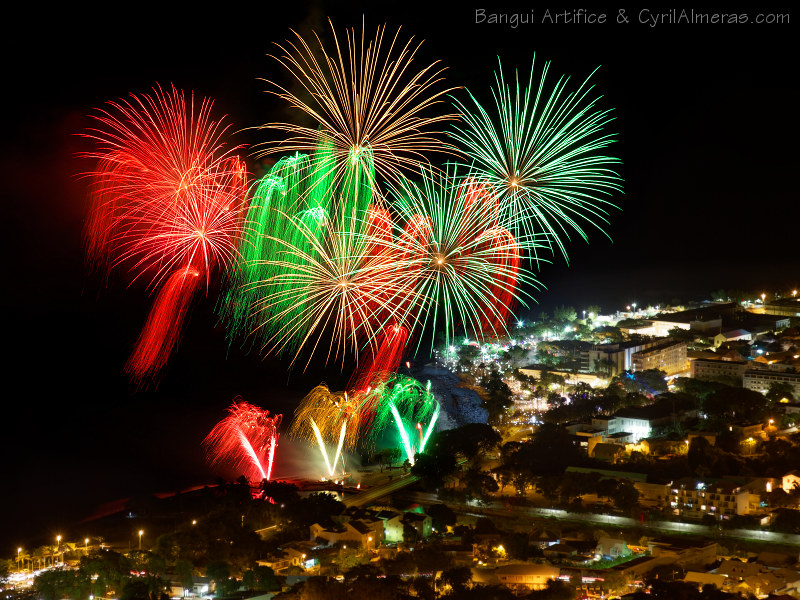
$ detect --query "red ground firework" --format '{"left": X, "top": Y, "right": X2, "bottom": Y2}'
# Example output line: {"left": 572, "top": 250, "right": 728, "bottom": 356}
{"left": 203, "top": 399, "right": 282, "bottom": 482}
{"left": 82, "top": 84, "right": 248, "bottom": 384}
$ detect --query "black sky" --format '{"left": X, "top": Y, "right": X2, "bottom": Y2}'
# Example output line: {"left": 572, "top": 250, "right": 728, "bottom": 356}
{"left": 1, "top": 3, "right": 797, "bottom": 551}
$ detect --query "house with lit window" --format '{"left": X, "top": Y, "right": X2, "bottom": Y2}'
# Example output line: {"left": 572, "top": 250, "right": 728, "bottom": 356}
{"left": 667, "top": 477, "right": 776, "bottom": 522}
{"left": 608, "top": 403, "right": 678, "bottom": 442}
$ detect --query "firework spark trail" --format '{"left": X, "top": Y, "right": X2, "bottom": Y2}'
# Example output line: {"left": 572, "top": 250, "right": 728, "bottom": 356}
{"left": 82, "top": 84, "right": 248, "bottom": 383}
{"left": 124, "top": 266, "right": 202, "bottom": 384}
{"left": 203, "top": 399, "right": 282, "bottom": 482}
{"left": 311, "top": 419, "right": 347, "bottom": 477}
{"left": 451, "top": 56, "right": 623, "bottom": 261}
{"left": 260, "top": 18, "right": 459, "bottom": 192}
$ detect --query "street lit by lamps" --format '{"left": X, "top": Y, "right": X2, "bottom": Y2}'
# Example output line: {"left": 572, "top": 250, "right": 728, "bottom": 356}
{"left": 138, "top": 530, "right": 144, "bottom": 550}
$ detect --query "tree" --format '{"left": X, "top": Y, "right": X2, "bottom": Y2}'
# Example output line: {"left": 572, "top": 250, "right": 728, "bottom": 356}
{"left": 703, "top": 387, "right": 767, "bottom": 422}
{"left": 80, "top": 548, "right": 129, "bottom": 597}
{"left": 385, "top": 447, "right": 402, "bottom": 468}
{"left": 175, "top": 559, "right": 194, "bottom": 591}
{"left": 379, "top": 552, "right": 415, "bottom": 577}
{"left": 287, "top": 492, "right": 344, "bottom": 527}
{"left": 252, "top": 565, "right": 278, "bottom": 591}
{"left": 526, "top": 579, "right": 574, "bottom": 599}
{"left": 586, "top": 305, "right": 602, "bottom": 319}
{"left": 767, "top": 381, "right": 795, "bottom": 403}
{"left": 411, "top": 451, "right": 458, "bottom": 491}
{"left": 205, "top": 560, "right": 231, "bottom": 585}
{"left": 771, "top": 508, "right": 800, "bottom": 534}
{"left": 426, "top": 503, "right": 457, "bottom": 533}
{"left": 411, "top": 546, "right": 452, "bottom": 574}
{"left": 128, "top": 550, "right": 166, "bottom": 577}
{"left": 667, "top": 327, "right": 696, "bottom": 343}
{"left": 458, "top": 345, "right": 480, "bottom": 368}
{"left": 34, "top": 567, "right": 90, "bottom": 600}
{"left": 435, "top": 423, "right": 502, "bottom": 461}
{"left": 403, "top": 522, "right": 421, "bottom": 545}
{"left": 593, "top": 356, "right": 615, "bottom": 376}
{"left": 121, "top": 575, "right": 167, "bottom": 600}
{"left": 440, "top": 566, "right": 472, "bottom": 593}
{"left": 553, "top": 305, "right": 578, "bottom": 323}
{"left": 295, "top": 576, "right": 349, "bottom": 600}
{"left": 461, "top": 466, "right": 499, "bottom": 503}
{"left": 611, "top": 480, "right": 640, "bottom": 511}
{"left": 483, "top": 370, "right": 514, "bottom": 424}
{"left": 260, "top": 480, "right": 301, "bottom": 505}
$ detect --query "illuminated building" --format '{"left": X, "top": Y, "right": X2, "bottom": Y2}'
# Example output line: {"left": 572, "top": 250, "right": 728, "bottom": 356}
{"left": 631, "top": 340, "right": 688, "bottom": 375}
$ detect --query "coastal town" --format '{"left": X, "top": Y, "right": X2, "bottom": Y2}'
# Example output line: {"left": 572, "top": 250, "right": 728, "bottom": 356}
{"left": 5, "top": 290, "right": 800, "bottom": 600}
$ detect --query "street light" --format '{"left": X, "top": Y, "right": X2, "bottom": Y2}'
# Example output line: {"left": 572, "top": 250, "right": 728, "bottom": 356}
{"left": 17, "top": 547, "right": 21, "bottom": 571}
{"left": 85, "top": 538, "right": 89, "bottom": 553}
{"left": 761, "top": 293, "right": 766, "bottom": 303}
{"left": 138, "top": 530, "right": 144, "bottom": 550}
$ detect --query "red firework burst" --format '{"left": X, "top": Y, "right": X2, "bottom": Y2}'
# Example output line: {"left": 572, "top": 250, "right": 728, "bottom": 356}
{"left": 82, "top": 84, "right": 248, "bottom": 384}
{"left": 203, "top": 399, "right": 282, "bottom": 482}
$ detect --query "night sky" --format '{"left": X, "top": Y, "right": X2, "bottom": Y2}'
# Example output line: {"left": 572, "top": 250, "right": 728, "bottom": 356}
{"left": 2, "top": 3, "right": 796, "bottom": 551}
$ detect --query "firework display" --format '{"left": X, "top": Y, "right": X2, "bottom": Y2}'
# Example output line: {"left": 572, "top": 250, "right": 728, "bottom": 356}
{"left": 203, "top": 399, "right": 283, "bottom": 481}
{"left": 450, "top": 57, "right": 622, "bottom": 260}
{"left": 290, "top": 375, "right": 439, "bottom": 477}
{"left": 79, "top": 19, "right": 623, "bottom": 476}
{"left": 83, "top": 84, "right": 248, "bottom": 384}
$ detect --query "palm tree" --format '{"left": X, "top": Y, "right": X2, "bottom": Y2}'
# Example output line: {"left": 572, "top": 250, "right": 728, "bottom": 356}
{"left": 17, "top": 549, "right": 31, "bottom": 572}
{"left": 32, "top": 546, "right": 47, "bottom": 570}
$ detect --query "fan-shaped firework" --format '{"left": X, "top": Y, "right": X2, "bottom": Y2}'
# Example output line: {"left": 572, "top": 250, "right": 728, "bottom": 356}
{"left": 260, "top": 19, "right": 458, "bottom": 191}
{"left": 203, "top": 399, "right": 282, "bottom": 482}
{"left": 289, "top": 383, "right": 361, "bottom": 449}
{"left": 359, "top": 375, "right": 440, "bottom": 456}
{"left": 83, "top": 84, "right": 248, "bottom": 384}
{"left": 450, "top": 56, "right": 622, "bottom": 260}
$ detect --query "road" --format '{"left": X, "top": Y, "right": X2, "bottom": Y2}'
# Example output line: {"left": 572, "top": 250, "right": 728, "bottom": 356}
{"left": 339, "top": 469, "right": 800, "bottom": 546}
{"left": 400, "top": 491, "right": 800, "bottom": 546}
{"left": 343, "top": 472, "right": 420, "bottom": 507}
